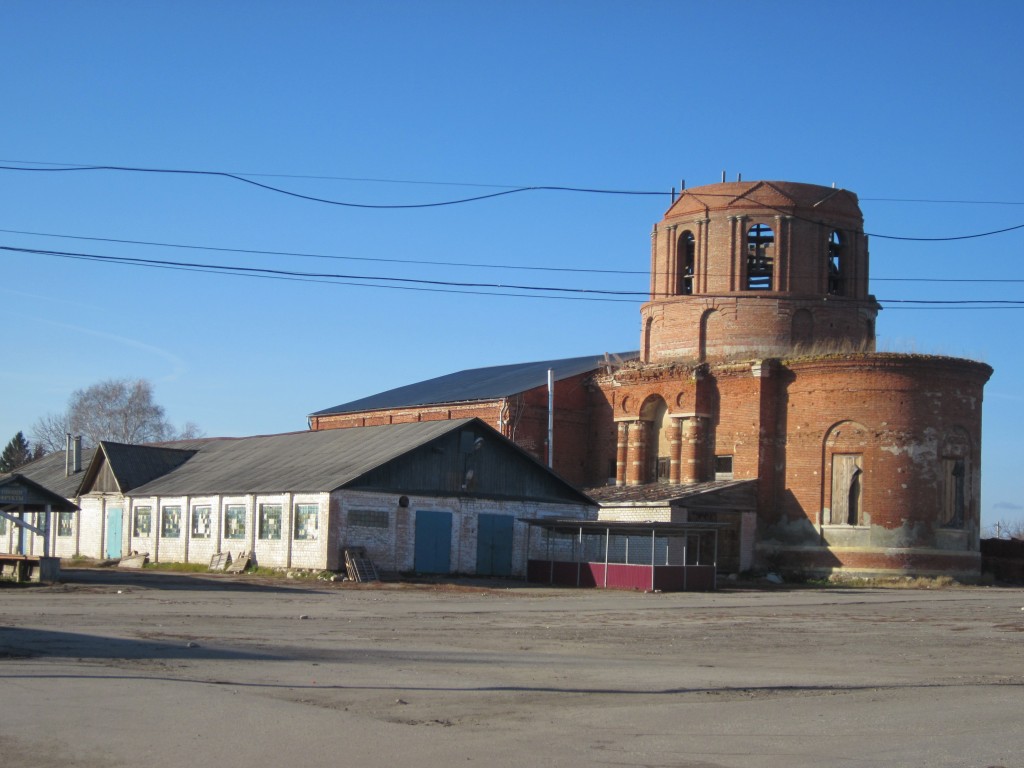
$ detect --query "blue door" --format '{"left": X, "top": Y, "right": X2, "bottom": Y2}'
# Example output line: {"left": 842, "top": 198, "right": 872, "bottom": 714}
{"left": 106, "top": 507, "right": 123, "bottom": 559}
{"left": 414, "top": 510, "right": 452, "bottom": 574}
{"left": 476, "top": 514, "right": 514, "bottom": 577}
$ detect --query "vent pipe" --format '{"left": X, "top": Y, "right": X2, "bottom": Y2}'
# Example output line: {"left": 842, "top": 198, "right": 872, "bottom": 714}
{"left": 547, "top": 368, "right": 554, "bottom": 469}
{"left": 65, "top": 433, "right": 72, "bottom": 477}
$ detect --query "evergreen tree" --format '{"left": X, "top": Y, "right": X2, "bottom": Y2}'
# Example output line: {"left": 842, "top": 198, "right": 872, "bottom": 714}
{"left": 0, "top": 431, "right": 33, "bottom": 472}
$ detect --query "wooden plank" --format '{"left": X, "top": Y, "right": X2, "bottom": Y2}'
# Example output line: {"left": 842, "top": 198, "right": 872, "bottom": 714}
{"left": 209, "top": 552, "right": 232, "bottom": 571}
{"left": 118, "top": 552, "right": 149, "bottom": 569}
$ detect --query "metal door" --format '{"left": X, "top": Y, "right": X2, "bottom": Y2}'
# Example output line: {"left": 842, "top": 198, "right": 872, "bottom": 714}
{"left": 476, "top": 514, "right": 514, "bottom": 576}
{"left": 414, "top": 510, "right": 452, "bottom": 574}
{"left": 106, "top": 507, "right": 123, "bottom": 559}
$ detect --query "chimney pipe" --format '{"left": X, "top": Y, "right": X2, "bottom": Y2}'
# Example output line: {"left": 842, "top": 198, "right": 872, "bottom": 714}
{"left": 65, "top": 433, "right": 72, "bottom": 477}
{"left": 73, "top": 436, "right": 82, "bottom": 473}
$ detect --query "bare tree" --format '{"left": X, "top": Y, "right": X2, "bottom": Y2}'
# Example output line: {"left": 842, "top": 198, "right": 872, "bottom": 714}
{"left": 31, "top": 378, "right": 203, "bottom": 452}
{"left": 987, "top": 519, "right": 1024, "bottom": 540}
{"left": 31, "top": 411, "right": 73, "bottom": 455}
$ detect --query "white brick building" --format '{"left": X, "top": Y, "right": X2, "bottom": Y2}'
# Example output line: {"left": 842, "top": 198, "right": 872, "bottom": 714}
{"left": 4, "top": 419, "right": 594, "bottom": 576}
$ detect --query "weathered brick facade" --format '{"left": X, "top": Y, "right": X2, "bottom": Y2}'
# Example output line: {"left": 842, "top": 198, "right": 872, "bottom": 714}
{"left": 311, "top": 370, "right": 596, "bottom": 486}
{"left": 589, "top": 181, "right": 992, "bottom": 578}
{"left": 306, "top": 180, "right": 992, "bottom": 579}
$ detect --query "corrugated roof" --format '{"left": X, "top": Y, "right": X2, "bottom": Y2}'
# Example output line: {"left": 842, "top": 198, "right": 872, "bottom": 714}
{"left": 13, "top": 448, "right": 96, "bottom": 498}
{"left": 310, "top": 351, "right": 639, "bottom": 417}
{"left": 129, "top": 419, "right": 473, "bottom": 496}
{"left": 584, "top": 480, "right": 757, "bottom": 508}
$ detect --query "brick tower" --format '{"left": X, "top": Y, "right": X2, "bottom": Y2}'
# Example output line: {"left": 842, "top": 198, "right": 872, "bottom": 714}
{"left": 641, "top": 180, "right": 880, "bottom": 362}
{"left": 590, "top": 179, "right": 992, "bottom": 578}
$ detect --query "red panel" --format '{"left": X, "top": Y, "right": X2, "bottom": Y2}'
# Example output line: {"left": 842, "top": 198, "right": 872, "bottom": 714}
{"left": 605, "top": 563, "right": 654, "bottom": 591}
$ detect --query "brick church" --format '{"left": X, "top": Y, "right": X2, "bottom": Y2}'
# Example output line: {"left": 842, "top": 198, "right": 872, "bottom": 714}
{"left": 312, "top": 180, "right": 992, "bottom": 579}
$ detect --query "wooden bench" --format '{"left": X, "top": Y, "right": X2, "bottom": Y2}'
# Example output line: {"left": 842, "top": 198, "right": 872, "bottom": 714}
{"left": 0, "top": 554, "right": 60, "bottom": 583}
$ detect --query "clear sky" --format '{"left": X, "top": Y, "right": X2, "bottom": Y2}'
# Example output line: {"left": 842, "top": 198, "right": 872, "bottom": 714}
{"left": 2, "top": 1, "right": 1022, "bottom": 532}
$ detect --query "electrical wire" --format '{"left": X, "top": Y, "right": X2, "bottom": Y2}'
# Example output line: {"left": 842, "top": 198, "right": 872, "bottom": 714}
{"left": 6, "top": 243, "right": 1023, "bottom": 308}
{"left": 0, "top": 163, "right": 667, "bottom": 209}
{"left": 2, "top": 161, "right": 1023, "bottom": 240}
{"left": 2, "top": 225, "right": 1019, "bottom": 284}
{"left": 0, "top": 227, "right": 649, "bottom": 276}
{"left": 0, "top": 245, "right": 644, "bottom": 301}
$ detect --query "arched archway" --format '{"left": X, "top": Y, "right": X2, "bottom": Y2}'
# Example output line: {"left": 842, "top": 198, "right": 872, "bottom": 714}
{"left": 940, "top": 426, "right": 971, "bottom": 529}
{"left": 746, "top": 223, "right": 775, "bottom": 290}
{"left": 823, "top": 420, "right": 870, "bottom": 526}
{"left": 640, "top": 395, "right": 670, "bottom": 483}
{"left": 677, "top": 230, "right": 695, "bottom": 295}
{"left": 699, "top": 309, "right": 720, "bottom": 361}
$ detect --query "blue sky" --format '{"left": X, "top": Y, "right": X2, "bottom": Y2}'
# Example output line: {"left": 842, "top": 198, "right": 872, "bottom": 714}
{"left": 2, "top": 1, "right": 1022, "bottom": 531}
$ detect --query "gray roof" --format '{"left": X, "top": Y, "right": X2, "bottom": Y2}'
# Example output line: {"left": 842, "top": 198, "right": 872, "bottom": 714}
{"left": 128, "top": 419, "right": 475, "bottom": 496}
{"left": 0, "top": 473, "right": 80, "bottom": 512}
{"left": 13, "top": 448, "right": 96, "bottom": 499}
{"left": 584, "top": 480, "right": 757, "bottom": 509}
{"left": 94, "top": 442, "right": 198, "bottom": 492}
{"left": 310, "top": 351, "right": 639, "bottom": 417}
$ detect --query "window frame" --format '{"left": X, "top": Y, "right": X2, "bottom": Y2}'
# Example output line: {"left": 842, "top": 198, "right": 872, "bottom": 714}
{"left": 161, "top": 505, "right": 182, "bottom": 539}
{"left": 258, "top": 504, "right": 282, "bottom": 540}
{"left": 294, "top": 503, "right": 319, "bottom": 541}
{"left": 347, "top": 509, "right": 390, "bottom": 529}
{"left": 191, "top": 505, "right": 212, "bottom": 539}
{"left": 224, "top": 504, "right": 247, "bottom": 540}
{"left": 133, "top": 506, "right": 152, "bottom": 537}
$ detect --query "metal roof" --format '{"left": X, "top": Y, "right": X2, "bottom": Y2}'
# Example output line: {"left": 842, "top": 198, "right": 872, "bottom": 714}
{"left": 583, "top": 479, "right": 757, "bottom": 508}
{"left": 127, "top": 419, "right": 480, "bottom": 496}
{"left": 310, "top": 351, "right": 639, "bottom": 417}
{"left": 521, "top": 518, "right": 729, "bottom": 535}
{"left": 13, "top": 448, "right": 96, "bottom": 499}
{"left": 91, "top": 441, "right": 198, "bottom": 493}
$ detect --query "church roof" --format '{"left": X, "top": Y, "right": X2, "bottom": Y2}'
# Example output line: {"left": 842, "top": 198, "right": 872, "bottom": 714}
{"left": 310, "top": 351, "right": 638, "bottom": 418}
{"left": 665, "top": 180, "right": 863, "bottom": 222}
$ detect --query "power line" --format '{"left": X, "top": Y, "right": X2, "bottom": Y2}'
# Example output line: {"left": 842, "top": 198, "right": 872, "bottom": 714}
{"left": 6, "top": 243, "right": 1023, "bottom": 308}
{"left": 2, "top": 161, "right": 1023, "bottom": 240}
{"left": 6, "top": 158, "right": 1024, "bottom": 205}
{"left": 672, "top": 189, "right": 1024, "bottom": 242}
{"left": 0, "top": 163, "right": 667, "bottom": 210}
{"left": 0, "top": 227, "right": 649, "bottom": 276}
{"left": 0, "top": 245, "right": 644, "bottom": 301}
{"left": 2, "top": 225, "right": 1019, "bottom": 284}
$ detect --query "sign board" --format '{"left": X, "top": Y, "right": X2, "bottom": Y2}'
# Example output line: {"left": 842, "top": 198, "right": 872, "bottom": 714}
{"left": 0, "top": 486, "right": 28, "bottom": 504}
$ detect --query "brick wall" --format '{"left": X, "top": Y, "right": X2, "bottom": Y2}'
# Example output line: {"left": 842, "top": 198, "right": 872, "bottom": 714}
{"left": 310, "top": 371, "right": 598, "bottom": 486}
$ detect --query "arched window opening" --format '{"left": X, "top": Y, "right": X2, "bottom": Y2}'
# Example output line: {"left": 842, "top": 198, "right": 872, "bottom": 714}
{"left": 643, "top": 316, "right": 654, "bottom": 362}
{"left": 677, "top": 230, "right": 695, "bottom": 295}
{"left": 940, "top": 428, "right": 970, "bottom": 529}
{"left": 830, "top": 453, "right": 863, "bottom": 526}
{"left": 942, "top": 458, "right": 966, "bottom": 528}
{"left": 745, "top": 223, "right": 774, "bottom": 290}
{"left": 699, "top": 309, "right": 720, "bottom": 362}
{"left": 828, "top": 230, "right": 845, "bottom": 296}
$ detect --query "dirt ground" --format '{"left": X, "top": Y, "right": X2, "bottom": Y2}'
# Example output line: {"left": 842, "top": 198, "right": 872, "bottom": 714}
{"left": 1, "top": 569, "right": 1022, "bottom": 768}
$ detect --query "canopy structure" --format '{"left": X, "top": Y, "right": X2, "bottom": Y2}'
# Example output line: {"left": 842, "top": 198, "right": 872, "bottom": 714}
{"left": 0, "top": 473, "right": 79, "bottom": 582}
{"left": 521, "top": 518, "right": 727, "bottom": 592}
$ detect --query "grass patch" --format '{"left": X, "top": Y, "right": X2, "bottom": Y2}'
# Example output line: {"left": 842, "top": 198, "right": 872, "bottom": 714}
{"left": 142, "top": 561, "right": 211, "bottom": 573}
